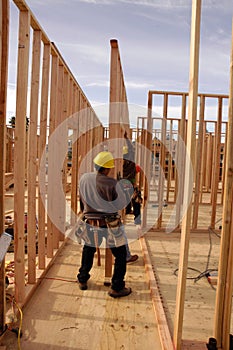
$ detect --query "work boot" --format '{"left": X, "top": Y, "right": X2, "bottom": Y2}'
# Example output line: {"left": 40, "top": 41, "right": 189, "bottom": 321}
{"left": 206, "top": 337, "right": 217, "bottom": 350}
{"left": 78, "top": 281, "right": 88, "bottom": 290}
{"left": 126, "top": 254, "right": 138, "bottom": 263}
{"left": 108, "top": 287, "right": 132, "bottom": 298}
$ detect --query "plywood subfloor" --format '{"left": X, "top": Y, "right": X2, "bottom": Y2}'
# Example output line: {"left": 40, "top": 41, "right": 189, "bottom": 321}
{"left": 145, "top": 229, "right": 227, "bottom": 348}
{"left": 1, "top": 238, "right": 163, "bottom": 350}
{"left": 1, "top": 187, "right": 225, "bottom": 350}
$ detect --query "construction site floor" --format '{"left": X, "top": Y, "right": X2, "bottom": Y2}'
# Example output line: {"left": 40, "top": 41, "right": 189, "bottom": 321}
{"left": 0, "top": 196, "right": 226, "bottom": 350}
{"left": 1, "top": 237, "right": 164, "bottom": 350}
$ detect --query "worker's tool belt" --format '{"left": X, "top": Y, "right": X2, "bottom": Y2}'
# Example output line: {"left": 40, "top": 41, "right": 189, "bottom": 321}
{"left": 104, "top": 214, "right": 121, "bottom": 228}
{"left": 104, "top": 214, "right": 126, "bottom": 247}
{"left": 74, "top": 214, "right": 126, "bottom": 248}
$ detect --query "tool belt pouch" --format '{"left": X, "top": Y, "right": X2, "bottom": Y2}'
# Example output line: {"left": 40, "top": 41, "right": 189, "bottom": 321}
{"left": 75, "top": 214, "right": 90, "bottom": 244}
{"left": 105, "top": 215, "right": 126, "bottom": 247}
{"left": 105, "top": 214, "right": 121, "bottom": 228}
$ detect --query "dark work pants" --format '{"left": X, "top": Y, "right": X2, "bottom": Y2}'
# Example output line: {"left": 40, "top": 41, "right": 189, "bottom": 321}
{"left": 132, "top": 199, "right": 141, "bottom": 225}
{"left": 77, "top": 234, "right": 127, "bottom": 291}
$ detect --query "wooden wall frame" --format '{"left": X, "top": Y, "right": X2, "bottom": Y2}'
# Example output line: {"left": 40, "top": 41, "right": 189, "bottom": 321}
{"left": 0, "top": 0, "right": 104, "bottom": 312}
{"left": 0, "top": 0, "right": 9, "bottom": 333}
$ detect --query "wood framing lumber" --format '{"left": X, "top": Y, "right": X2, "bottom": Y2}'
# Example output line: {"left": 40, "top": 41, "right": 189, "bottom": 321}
{"left": 205, "top": 133, "right": 212, "bottom": 192}
{"left": 14, "top": 9, "right": 30, "bottom": 303}
{"left": 70, "top": 87, "right": 80, "bottom": 225}
{"left": 157, "top": 96, "right": 167, "bottom": 229}
{"left": 109, "top": 39, "right": 122, "bottom": 178}
{"left": 109, "top": 39, "right": 129, "bottom": 180}
{"left": 142, "top": 91, "right": 153, "bottom": 228}
{"left": 214, "top": 18, "right": 233, "bottom": 350}
{"left": 13, "top": 0, "right": 50, "bottom": 44}
{"left": 38, "top": 43, "right": 50, "bottom": 267}
{"left": 1, "top": 0, "right": 104, "bottom": 315}
{"left": 221, "top": 123, "right": 227, "bottom": 204}
{"left": 138, "top": 119, "right": 146, "bottom": 192}
{"left": 149, "top": 90, "right": 228, "bottom": 99}
{"left": 210, "top": 97, "right": 222, "bottom": 228}
{"left": 175, "top": 93, "right": 186, "bottom": 228}
{"left": 4, "top": 172, "right": 13, "bottom": 190}
{"left": 173, "top": 1, "right": 201, "bottom": 349}
{"left": 27, "top": 29, "right": 42, "bottom": 284}
{"left": 49, "top": 54, "right": 62, "bottom": 251}
{"left": 140, "top": 237, "right": 174, "bottom": 350}
{"left": 166, "top": 120, "right": 173, "bottom": 202}
{"left": 192, "top": 95, "right": 205, "bottom": 229}
{"left": 47, "top": 53, "right": 59, "bottom": 256}
{"left": 0, "top": 0, "right": 9, "bottom": 333}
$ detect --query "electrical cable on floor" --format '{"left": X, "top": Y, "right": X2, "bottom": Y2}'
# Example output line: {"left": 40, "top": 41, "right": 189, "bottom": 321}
{"left": 5, "top": 293, "right": 23, "bottom": 350}
{"left": 173, "top": 218, "right": 222, "bottom": 289}
{"left": 14, "top": 299, "right": 23, "bottom": 350}
{"left": 3, "top": 276, "right": 76, "bottom": 348}
{"left": 37, "top": 277, "right": 77, "bottom": 283}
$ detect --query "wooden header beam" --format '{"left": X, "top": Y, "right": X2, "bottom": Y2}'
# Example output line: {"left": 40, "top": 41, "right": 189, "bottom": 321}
{"left": 13, "top": 0, "right": 50, "bottom": 44}
{"left": 149, "top": 90, "right": 229, "bottom": 99}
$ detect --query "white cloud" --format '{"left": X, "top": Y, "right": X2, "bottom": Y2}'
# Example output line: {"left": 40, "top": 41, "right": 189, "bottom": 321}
{"left": 125, "top": 82, "right": 154, "bottom": 89}
{"left": 87, "top": 81, "right": 109, "bottom": 87}
{"left": 76, "top": 0, "right": 187, "bottom": 7}
{"left": 75, "top": 0, "right": 113, "bottom": 3}
{"left": 57, "top": 42, "right": 109, "bottom": 65}
{"left": 87, "top": 81, "right": 153, "bottom": 89}
{"left": 75, "top": 0, "right": 232, "bottom": 9}
{"left": 118, "top": 0, "right": 191, "bottom": 8}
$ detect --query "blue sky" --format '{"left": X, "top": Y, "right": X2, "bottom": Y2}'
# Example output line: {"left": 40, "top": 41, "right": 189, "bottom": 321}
{"left": 7, "top": 0, "right": 233, "bottom": 125}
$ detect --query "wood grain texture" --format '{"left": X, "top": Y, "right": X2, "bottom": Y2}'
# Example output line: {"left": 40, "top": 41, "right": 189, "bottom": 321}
{"left": 1, "top": 238, "right": 163, "bottom": 350}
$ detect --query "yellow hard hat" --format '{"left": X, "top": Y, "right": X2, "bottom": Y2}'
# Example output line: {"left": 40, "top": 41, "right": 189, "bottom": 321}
{"left": 93, "top": 151, "right": 115, "bottom": 168}
{"left": 123, "top": 146, "right": 128, "bottom": 155}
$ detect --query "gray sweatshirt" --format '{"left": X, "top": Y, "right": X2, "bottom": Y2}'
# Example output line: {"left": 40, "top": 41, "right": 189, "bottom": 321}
{"left": 79, "top": 172, "right": 128, "bottom": 215}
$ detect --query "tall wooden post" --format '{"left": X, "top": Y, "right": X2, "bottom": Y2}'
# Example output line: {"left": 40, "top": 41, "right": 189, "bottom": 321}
{"left": 109, "top": 39, "right": 122, "bottom": 178}
{"left": 70, "top": 87, "right": 80, "bottom": 224}
{"left": 157, "top": 94, "right": 167, "bottom": 229}
{"left": 142, "top": 92, "right": 153, "bottom": 228}
{"left": 14, "top": 9, "right": 30, "bottom": 303}
{"left": 47, "top": 53, "right": 59, "bottom": 251}
{"left": 210, "top": 97, "right": 222, "bottom": 228}
{"left": 175, "top": 93, "right": 187, "bottom": 229}
{"left": 47, "top": 53, "right": 58, "bottom": 255}
{"left": 27, "top": 29, "right": 42, "bottom": 284}
{"left": 38, "top": 43, "right": 50, "bottom": 267}
{"left": 192, "top": 95, "right": 205, "bottom": 229}
{"left": 173, "top": 1, "right": 201, "bottom": 348}
{"left": 214, "top": 19, "right": 233, "bottom": 350}
{"left": 0, "top": 0, "right": 9, "bottom": 332}
{"left": 139, "top": 118, "right": 146, "bottom": 191}
{"left": 221, "top": 121, "right": 228, "bottom": 204}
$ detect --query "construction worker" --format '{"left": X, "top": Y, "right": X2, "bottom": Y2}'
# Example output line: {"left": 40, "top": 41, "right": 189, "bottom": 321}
{"left": 123, "top": 132, "right": 142, "bottom": 225}
{"left": 77, "top": 151, "right": 132, "bottom": 298}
